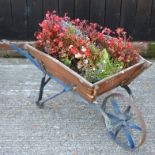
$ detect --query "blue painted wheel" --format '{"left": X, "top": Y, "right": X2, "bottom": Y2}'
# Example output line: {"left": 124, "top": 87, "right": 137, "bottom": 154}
{"left": 102, "top": 93, "right": 146, "bottom": 150}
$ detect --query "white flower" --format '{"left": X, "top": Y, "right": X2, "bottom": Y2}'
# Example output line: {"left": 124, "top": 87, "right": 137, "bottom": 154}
{"left": 84, "top": 59, "right": 88, "bottom": 64}
{"left": 75, "top": 53, "right": 82, "bottom": 58}
{"left": 69, "top": 45, "right": 73, "bottom": 49}
{"left": 81, "top": 46, "right": 86, "bottom": 52}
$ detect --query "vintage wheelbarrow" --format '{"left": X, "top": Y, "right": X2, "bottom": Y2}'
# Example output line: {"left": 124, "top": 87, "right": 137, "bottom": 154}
{"left": 0, "top": 40, "right": 152, "bottom": 150}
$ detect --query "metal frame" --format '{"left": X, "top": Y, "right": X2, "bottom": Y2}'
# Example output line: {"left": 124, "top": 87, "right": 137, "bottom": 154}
{"left": 9, "top": 44, "right": 146, "bottom": 150}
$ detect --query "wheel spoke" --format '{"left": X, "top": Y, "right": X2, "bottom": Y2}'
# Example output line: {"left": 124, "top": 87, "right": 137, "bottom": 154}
{"left": 123, "top": 127, "right": 135, "bottom": 149}
{"left": 124, "top": 106, "right": 131, "bottom": 115}
{"left": 106, "top": 112, "right": 121, "bottom": 124}
{"left": 111, "top": 98, "right": 121, "bottom": 114}
{"left": 114, "top": 124, "right": 122, "bottom": 137}
{"left": 128, "top": 123, "right": 142, "bottom": 131}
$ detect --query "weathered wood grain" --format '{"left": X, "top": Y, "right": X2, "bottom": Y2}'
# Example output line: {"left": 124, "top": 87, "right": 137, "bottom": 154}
{"left": 11, "top": 0, "right": 28, "bottom": 39}
{"left": 59, "top": 0, "right": 74, "bottom": 18}
{"left": 0, "top": 0, "right": 12, "bottom": 39}
{"left": 24, "top": 44, "right": 152, "bottom": 103}
{"left": 27, "top": 0, "right": 43, "bottom": 40}
{"left": 90, "top": 0, "right": 105, "bottom": 25}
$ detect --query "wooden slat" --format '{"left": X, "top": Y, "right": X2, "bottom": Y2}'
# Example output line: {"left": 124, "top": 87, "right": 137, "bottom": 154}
{"left": 121, "top": 0, "right": 137, "bottom": 36}
{"left": 59, "top": 0, "right": 74, "bottom": 18}
{"left": 95, "top": 60, "right": 149, "bottom": 96}
{"left": 150, "top": 0, "right": 155, "bottom": 28}
{"left": 134, "top": 0, "right": 152, "bottom": 40}
{"left": 0, "top": 0, "right": 12, "bottom": 39}
{"left": 75, "top": 0, "right": 90, "bottom": 20}
{"left": 105, "top": 0, "right": 122, "bottom": 30}
{"left": 148, "top": 28, "right": 155, "bottom": 40}
{"left": 43, "top": 0, "right": 58, "bottom": 14}
{"left": 27, "top": 0, "right": 43, "bottom": 40}
{"left": 11, "top": 0, "right": 28, "bottom": 40}
{"left": 90, "top": 0, "right": 105, "bottom": 25}
{"left": 25, "top": 44, "right": 152, "bottom": 103}
{"left": 148, "top": 0, "right": 155, "bottom": 40}
{"left": 25, "top": 44, "right": 95, "bottom": 102}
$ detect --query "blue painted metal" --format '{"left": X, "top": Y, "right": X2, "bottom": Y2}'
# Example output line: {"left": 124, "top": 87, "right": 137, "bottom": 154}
{"left": 106, "top": 112, "right": 121, "bottom": 124}
{"left": 101, "top": 93, "right": 145, "bottom": 150}
{"left": 123, "top": 127, "right": 135, "bottom": 149}
{"left": 11, "top": 44, "right": 72, "bottom": 93}
{"left": 128, "top": 123, "right": 142, "bottom": 131}
{"left": 10, "top": 45, "right": 73, "bottom": 106}
{"left": 111, "top": 99, "right": 121, "bottom": 114}
{"left": 11, "top": 44, "right": 43, "bottom": 72}
{"left": 38, "top": 88, "right": 68, "bottom": 105}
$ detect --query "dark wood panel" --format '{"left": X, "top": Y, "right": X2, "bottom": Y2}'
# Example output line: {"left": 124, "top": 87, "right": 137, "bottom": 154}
{"left": 134, "top": 0, "right": 152, "bottom": 40}
{"left": 90, "top": 0, "right": 105, "bottom": 26}
{"left": 0, "top": 0, "right": 12, "bottom": 39}
{"left": 105, "top": 0, "right": 122, "bottom": 30}
{"left": 148, "top": 28, "right": 155, "bottom": 40}
{"left": 27, "top": 0, "right": 43, "bottom": 40}
{"left": 121, "top": 0, "right": 137, "bottom": 36}
{"left": 150, "top": 0, "right": 155, "bottom": 27}
{"left": 75, "top": 0, "right": 89, "bottom": 20}
{"left": 43, "top": 0, "right": 58, "bottom": 14}
{"left": 0, "top": 0, "right": 155, "bottom": 40}
{"left": 59, "top": 0, "right": 74, "bottom": 18}
{"left": 11, "top": 0, "right": 28, "bottom": 39}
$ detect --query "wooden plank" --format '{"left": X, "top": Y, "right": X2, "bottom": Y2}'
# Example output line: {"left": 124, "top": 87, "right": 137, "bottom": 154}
{"left": 148, "top": 28, "right": 155, "bottom": 40}
{"left": 95, "top": 58, "right": 151, "bottom": 96}
{"left": 134, "top": 0, "right": 152, "bottom": 40}
{"left": 149, "top": 0, "right": 155, "bottom": 40}
{"left": 0, "top": 0, "right": 12, "bottom": 39}
{"left": 75, "top": 0, "right": 89, "bottom": 20}
{"left": 43, "top": 0, "right": 58, "bottom": 14}
{"left": 121, "top": 0, "right": 137, "bottom": 36}
{"left": 25, "top": 44, "right": 95, "bottom": 99}
{"left": 105, "top": 0, "right": 122, "bottom": 30}
{"left": 150, "top": 0, "right": 155, "bottom": 27}
{"left": 27, "top": 0, "right": 43, "bottom": 40}
{"left": 59, "top": 0, "right": 74, "bottom": 18}
{"left": 11, "top": 0, "right": 28, "bottom": 40}
{"left": 90, "top": 0, "right": 105, "bottom": 25}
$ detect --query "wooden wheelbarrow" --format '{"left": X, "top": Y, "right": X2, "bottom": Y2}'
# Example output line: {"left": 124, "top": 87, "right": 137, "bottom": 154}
{"left": 0, "top": 40, "right": 152, "bottom": 150}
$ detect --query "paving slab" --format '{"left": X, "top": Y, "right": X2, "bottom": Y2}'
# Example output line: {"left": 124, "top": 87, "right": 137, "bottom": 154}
{"left": 0, "top": 58, "right": 155, "bottom": 155}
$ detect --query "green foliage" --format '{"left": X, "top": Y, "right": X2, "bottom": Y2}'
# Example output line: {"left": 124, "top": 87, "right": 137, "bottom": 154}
{"left": 84, "top": 49, "right": 123, "bottom": 83}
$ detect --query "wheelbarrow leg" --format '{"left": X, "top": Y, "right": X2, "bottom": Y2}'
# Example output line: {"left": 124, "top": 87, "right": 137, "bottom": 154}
{"left": 36, "top": 73, "right": 51, "bottom": 108}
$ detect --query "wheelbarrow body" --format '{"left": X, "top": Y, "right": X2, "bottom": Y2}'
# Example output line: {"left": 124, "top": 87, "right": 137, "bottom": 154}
{"left": 25, "top": 44, "right": 151, "bottom": 103}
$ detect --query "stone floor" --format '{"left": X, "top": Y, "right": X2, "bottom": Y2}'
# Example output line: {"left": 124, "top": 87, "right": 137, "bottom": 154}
{"left": 0, "top": 58, "right": 155, "bottom": 155}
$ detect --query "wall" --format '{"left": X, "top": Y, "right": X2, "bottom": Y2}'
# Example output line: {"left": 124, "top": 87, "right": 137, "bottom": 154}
{"left": 0, "top": 0, "right": 155, "bottom": 40}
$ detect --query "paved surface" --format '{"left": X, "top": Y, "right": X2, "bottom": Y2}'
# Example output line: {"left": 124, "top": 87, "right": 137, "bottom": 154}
{"left": 0, "top": 58, "right": 155, "bottom": 155}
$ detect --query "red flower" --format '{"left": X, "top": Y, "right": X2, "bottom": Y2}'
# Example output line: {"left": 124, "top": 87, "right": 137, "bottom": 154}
{"left": 53, "top": 38, "right": 59, "bottom": 43}
{"left": 58, "top": 33, "right": 65, "bottom": 37}
{"left": 36, "top": 32, "right": 43, "bottom": 40}
{"left": 97, "top": 32, "right": 104, "bottom": 40}
{"left": 53, "top": 24, "right": 60, "bottom": 32}
{"left": 39, "top": 20, "right": 49, "bottom": 29}
{"left": 85, "top": 48, "right": 91, "bottom": 57}
{"left": 70, "top": 34, "right": 76, "bottom": 40}
{"left": 70, "top": 46, "right": 78, "bottom": 54}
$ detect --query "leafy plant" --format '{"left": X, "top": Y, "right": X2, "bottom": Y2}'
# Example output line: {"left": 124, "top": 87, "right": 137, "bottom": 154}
{"left": 35, "top": 11, "right": 140, "bottom": 83}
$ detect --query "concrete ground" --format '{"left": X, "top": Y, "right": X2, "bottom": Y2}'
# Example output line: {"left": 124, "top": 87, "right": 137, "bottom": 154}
{"left": 0, "top": 58, "right": 155, "bottom": 155}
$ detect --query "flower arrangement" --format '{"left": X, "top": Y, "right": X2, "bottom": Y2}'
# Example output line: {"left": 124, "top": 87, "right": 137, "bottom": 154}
{"left": 35, "top": 11, "right": 140, "bottom": 83}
